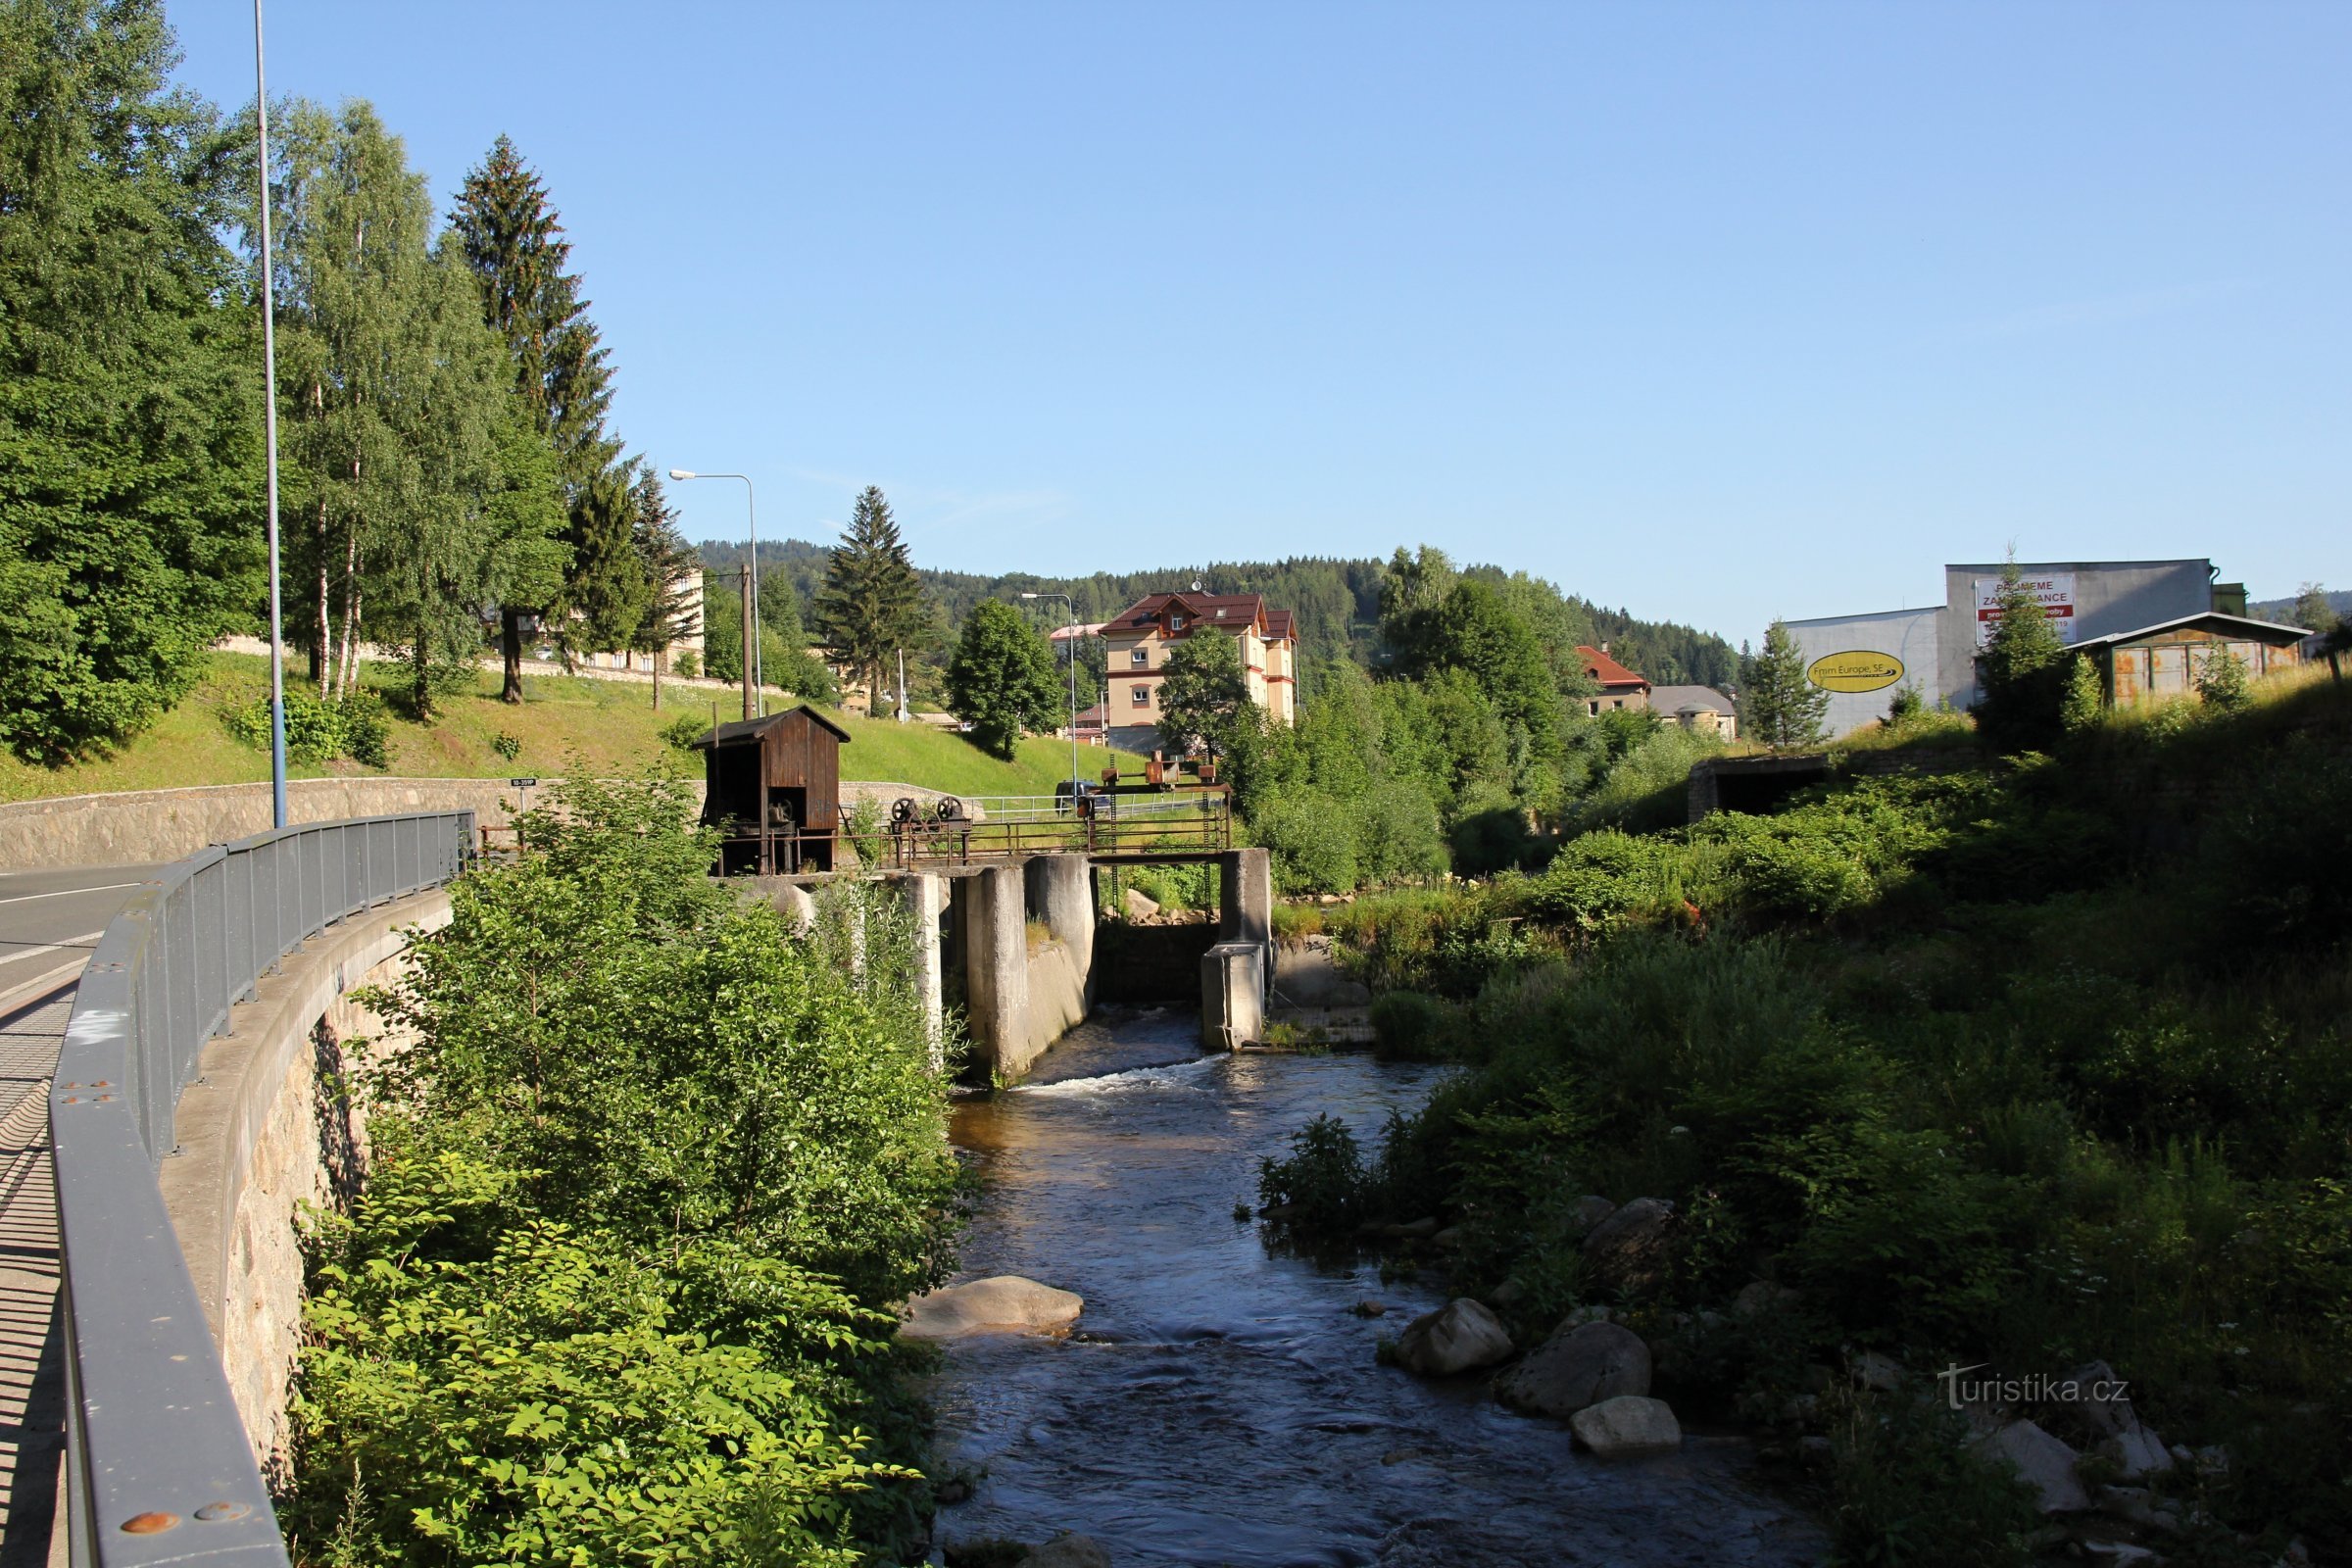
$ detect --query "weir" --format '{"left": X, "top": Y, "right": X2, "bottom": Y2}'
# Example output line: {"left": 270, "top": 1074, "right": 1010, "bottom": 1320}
{"left": 753, "top": 845, "right": 1272, "bottom": 1081}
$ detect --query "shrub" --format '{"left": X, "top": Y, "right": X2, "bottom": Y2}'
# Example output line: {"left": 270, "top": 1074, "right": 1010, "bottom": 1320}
{"left": 220, "top": 689, "right": 390, "bottom": 767}
{"left": 491, "top": 730, "right": 521, "bottom": 762}
{"left": 1256, "top": 1114, "right": 1367, "bottom": 1232}
{"left": 1825, "top": 1391, "right": 2040, "bottom": 1568}
{"left": 1367, "top": 990, "right": 1464, "bottom": 1060}
{"left": 2196, "top": 643, "right": 2252, "bottom": 713}
{"left": 661, "top": 711, "right": 711, "bottom": 751}
{"left": 1252, "top": 788, "right": 1359, "bottom": 895}
{"left": 670, "top": 648, "right": 700, "bottom": 680}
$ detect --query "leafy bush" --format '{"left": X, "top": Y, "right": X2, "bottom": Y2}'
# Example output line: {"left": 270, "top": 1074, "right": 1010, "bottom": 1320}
{"left": 1252, "top": 788, "right": 1360, "bottom": 894}
{"left": 1825, "top": 1392, "right": 2039, "bottom": 1568}
{"left": 1256, "top": 1115, "right": 1367, "bottom": 1233}
{"left": 307, "top": 776, "right": 962, "bottom": 1563}
{"left": 670, "top": 648, "right": 699, "bottom": 680}
{"left": 289, "top": 1139, "right": 899, "bottom": 1567}
{"left": 1367, "top": 990, "right": 1464, "bottom": 1060}
{"left": 220, "top": 689, "right": 390, "bottom": 767}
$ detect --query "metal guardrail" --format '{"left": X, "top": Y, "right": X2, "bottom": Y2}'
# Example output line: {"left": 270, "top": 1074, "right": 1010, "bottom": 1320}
{"left": 50, "top": 812, "right": 475, "bottom": 1567}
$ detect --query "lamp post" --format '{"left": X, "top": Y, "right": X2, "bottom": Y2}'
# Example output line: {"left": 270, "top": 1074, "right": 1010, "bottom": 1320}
{"left": 1021, "top": 592, "right": 1081, "bottom": 801}
{"left": 254, "top": 0, "right": 287, "bottom": 827}
{"left": 669, "top": 469, "right": 760, "bottom": 720}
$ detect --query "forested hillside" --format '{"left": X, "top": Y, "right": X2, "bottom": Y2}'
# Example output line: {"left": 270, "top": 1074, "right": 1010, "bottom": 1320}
{"left": 701, "top": 540, "right": 1740, "bottom": 690}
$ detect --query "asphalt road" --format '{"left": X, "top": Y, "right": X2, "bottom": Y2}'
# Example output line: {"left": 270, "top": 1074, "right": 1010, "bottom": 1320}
{"left": 0, "top": 864, "right": 168, "bottom": 1003}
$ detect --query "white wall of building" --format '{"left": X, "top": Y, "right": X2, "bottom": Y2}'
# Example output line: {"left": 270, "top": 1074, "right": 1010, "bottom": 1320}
{"left": 1782, "top": 606, "right": 1943, "bottom": 738}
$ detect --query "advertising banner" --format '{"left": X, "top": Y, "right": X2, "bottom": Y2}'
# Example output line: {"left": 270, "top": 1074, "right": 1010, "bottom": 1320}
{"left": 1973, "top": 573, "right": 2077, "bottom": 647}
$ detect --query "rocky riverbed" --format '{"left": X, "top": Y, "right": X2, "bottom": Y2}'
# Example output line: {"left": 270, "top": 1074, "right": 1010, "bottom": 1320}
{"left": 921, "top": 1007, "right": 1822, "bottom": 1567}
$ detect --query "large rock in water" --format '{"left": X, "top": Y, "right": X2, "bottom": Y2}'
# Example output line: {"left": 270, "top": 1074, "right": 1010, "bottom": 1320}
{"left": 1396, "top": 1298, "right": 1514, "bottom": 1376}
{"left": 1568, "top": 1395, "right": 1683, "bottom": 1456}
{"left": 1495, "top": 1321, "right": 1651, "bottom": 1418}
{"left": 1581, "top": 1197, "right": 1676, "bottom": 1295}
{"left": 1021, "top": 1535, "right": 1111, "bottom": 1568}
{"left": 901, "top": 1276, "right": 1083, "bottom": 1340}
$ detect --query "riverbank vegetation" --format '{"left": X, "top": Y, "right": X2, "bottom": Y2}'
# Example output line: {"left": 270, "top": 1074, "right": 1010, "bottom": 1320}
{"left": 1266, "top": 669, "right": 2352, "bottom": 1563}
{"left": 287, "top": 776, "right": 961, "bottom": 1565}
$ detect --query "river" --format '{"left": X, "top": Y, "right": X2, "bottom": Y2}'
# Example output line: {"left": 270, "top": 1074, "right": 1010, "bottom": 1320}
{"left": 926, "top": 1007, "right": 1823, "bottom": 1567}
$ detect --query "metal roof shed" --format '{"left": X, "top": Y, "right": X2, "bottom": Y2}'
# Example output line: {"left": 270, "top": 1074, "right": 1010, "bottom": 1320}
{"left": 690, "top": 705, "right": 853, "bottom": 874}
{"left": 2073, "top": 612, "right": 2312, "bottom": 707}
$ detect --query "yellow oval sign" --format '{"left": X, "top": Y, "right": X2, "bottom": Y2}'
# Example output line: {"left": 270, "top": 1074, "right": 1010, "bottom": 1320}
{"left": 1807, "top": 651, "right": 1904, "bottom": 693}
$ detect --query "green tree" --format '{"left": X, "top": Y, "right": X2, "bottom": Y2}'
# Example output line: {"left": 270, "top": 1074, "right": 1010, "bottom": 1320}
{"left": 1974, "top": 559, "right": 2071, "bottom": 753}
{"left": 628, "top": 472, "right": 699, "bottom": 710}
{"left": 1415, "top": 579, "right": 1562, "bottom": 754}
{"left": 2059, "top": 653, "right": 2104, "bottom": 734}
{"left": 1741, "top": 619, "right": 1830, "bottom": 750}
{"left": 0, "top": 0, "right": 261, "bottom": 761}
{"left": 2293, "top": 582, "right": 2338, "bottom": 634}
{"left": 813, "top": 486, "right": 927, "bottom": 706}
{"left": 1376, "top": 544, "right": 1457, "bottom": 668}
{"left": 944, "top": 600, "right": 1060, "bottom": 759}
{"left": 2195, "top": 642, "right": 2251, "bottom": 712}
{"left": 1156, "top": 628, "right": 1258, "bottom": 763}
{"left": 267, "top": 100, "right": 547, "bottom": 715}
{"left": 447, "top": 135, "right": 634, "bottom": 699}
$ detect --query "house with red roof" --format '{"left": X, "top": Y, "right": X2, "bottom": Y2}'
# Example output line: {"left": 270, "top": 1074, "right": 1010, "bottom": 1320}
{"left": 1101, "top": 590, "right": 1299, "bottom": 752}
{"left": 1576, "top": 643, "right": 1652, "bottom": 715}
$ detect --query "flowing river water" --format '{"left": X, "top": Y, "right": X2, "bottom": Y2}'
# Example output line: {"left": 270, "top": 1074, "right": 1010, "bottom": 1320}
{"left": 925, "top": 1008, "right": 1825, "bottom": 1567}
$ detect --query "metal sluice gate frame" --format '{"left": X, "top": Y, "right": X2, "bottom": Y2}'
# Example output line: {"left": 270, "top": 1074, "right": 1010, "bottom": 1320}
{"left": 50, "top": 811, "right": 475, "bottom": 1566}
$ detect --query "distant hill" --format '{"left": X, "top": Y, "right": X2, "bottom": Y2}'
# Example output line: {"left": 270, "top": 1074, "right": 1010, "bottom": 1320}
{"left": 2250, "top": 588, "right": 2351, "bottom": 626}
{"left": 700, "top": 541, "right": 1741, "bottom": 690}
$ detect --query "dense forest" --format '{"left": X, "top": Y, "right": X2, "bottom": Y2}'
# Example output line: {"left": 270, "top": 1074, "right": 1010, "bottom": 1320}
{"left": 699, "top": 539, "right": 1741, "bottom": 693}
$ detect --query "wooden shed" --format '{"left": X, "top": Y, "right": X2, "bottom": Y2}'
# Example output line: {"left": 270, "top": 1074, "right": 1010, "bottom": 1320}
{"left": 2075, "top": 612, "right": 2310, "bottom": 707}
{"left": 691, "top": 705, "right": 852, "bottom": 874}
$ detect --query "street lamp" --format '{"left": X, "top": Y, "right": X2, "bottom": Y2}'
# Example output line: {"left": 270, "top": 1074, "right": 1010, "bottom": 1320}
{"left": 669, "top": 469, "right": 760, "bottom": 720}
{"left": 254, "top": 0, "right": 287, "bottom": 827}
{"left": 1021, "top": 592, "right": 1081, "bottom": 802}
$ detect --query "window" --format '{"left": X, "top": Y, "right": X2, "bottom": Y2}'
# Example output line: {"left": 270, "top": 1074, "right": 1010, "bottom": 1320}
{"left": 1169, "top": 614, "right": 1187, "bottom": 630}
{"left": 1131, "top": 686, "right": 1151, "bottom": 707}
{"left": 1130, "top": 647, "right": 1149, "bottom": 667}
{"left": 1612, "top": 699, "right": 1625, "bottom": 710}
{"left": 1589, "top": 700, "right": 1600, "bottom": 715}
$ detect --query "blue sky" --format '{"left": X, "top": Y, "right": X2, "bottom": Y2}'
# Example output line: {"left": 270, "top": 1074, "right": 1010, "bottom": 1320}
{"left": 169, "top": 2, "right": 2348, "bottom": 645}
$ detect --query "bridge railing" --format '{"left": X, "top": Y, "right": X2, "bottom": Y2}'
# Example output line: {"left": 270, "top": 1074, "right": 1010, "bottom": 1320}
{"left": 887, "top": 788, "right": 1230, "bottom": 867}
{"left": 51, "top": 811, "right": 474, "bottom": 1567}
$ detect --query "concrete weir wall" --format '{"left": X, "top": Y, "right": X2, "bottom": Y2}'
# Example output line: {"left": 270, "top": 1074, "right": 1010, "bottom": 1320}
{"left": 158, "top": 888, "right": 450, "bottom": 1474}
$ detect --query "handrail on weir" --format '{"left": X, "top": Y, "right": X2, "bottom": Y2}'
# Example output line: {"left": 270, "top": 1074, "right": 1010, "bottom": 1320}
{"left": 51, "top": 811, "right": 474, "bottom": 1566}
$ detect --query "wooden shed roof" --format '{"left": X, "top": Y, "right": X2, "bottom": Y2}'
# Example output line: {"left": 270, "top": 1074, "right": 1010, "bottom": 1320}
{"left": 2073, "top": 612, "right": 2312, "bottom": 651}
{"left": 688, "top": 705, "right": 854, "bottom": 750}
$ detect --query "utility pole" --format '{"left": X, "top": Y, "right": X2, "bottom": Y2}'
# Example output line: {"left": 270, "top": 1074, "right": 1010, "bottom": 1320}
{"left": 670, "top": 470, "right": 760, "bottom": 720}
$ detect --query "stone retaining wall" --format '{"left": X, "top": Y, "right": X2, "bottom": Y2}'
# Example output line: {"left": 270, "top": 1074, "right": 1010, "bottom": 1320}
{"left": 0, "top": 776, "right": 964, "bottom": 871}
{"left": 158, "top": 891, "right": 450, "bottom": 1475}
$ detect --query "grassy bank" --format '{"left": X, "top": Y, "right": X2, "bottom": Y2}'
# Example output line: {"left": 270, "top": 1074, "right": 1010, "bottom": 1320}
{"left": 0, "top": 652, "right": 1129, "bottom": 803}
{"left": 1265, "top": 671, "right": 2352, "bottom": 1563}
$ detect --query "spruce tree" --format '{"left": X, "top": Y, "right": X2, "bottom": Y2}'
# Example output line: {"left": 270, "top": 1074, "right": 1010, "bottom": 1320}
{"left": 1974, "top": 559, "right": 2071, "bottom": 752}
{"left": 2059, "top": 654, "right": 2104, "bottom": 734}
{"left": 448, "top": 135, "right": 635, "bottom": 698}
{"left": 813, "top": 486, "right": 927, "bottom": 706}
{"left": 0, "top": 0, "right": 261, "bottom": 760}
{"left": 1741, "top": 620, "right": 1829, "bottom": 750}
{"left": 628, "top": 472, "right": 700, "bottom": 710}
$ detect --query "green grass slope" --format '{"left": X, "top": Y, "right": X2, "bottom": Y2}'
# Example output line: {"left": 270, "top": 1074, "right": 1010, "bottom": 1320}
{"left": 0, "top": 653, "right": 1132, "bottom": 804}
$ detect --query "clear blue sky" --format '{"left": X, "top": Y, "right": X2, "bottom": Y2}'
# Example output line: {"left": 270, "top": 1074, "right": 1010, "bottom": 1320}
{"left": 169, "top": 2, "right": 2348, "bottom": 645}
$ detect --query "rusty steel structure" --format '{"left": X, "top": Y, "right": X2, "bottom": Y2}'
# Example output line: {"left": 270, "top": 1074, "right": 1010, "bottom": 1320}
{"left": 884, "top": 785, "right": 1232, "bottom": 869}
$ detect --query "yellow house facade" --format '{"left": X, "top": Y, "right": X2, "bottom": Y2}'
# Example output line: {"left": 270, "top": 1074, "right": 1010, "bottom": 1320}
{"left": 1100, "top": 590, "right": 1298, "bottom": 754}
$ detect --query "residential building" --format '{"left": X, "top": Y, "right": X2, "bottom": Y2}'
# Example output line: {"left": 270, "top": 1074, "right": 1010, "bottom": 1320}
{"left": 1577, "top": 644, "right": 1651, "bottom": 714}
{"left": 1101, "top": 590, "right": 1298, "bottom": 754}
{"left": 1650, "top": 684, "right": 1739, "bottom": 742}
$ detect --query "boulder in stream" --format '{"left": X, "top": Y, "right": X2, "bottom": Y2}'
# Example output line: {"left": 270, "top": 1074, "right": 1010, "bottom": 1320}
{"left": 1494, "top": 1321, "right": 1651, "bottom": 1419}
{"left": 1396, "top": 1298, "right": 1514, "bottom": 1376}
{"left": 1021, "top": 1534, "right": 1111, "bottom": 1568}
{"left": 901, "top": 1276, "right": 1083, "bottom": 1340}
{"left": 1568, "top": 1394, "right": 1683, "bottom": 1457}
{"left": 1580, "top": 1197, "right": 1676, "bottom": 1295}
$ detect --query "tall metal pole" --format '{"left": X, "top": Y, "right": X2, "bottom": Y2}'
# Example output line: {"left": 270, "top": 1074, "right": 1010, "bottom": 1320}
{"left": 254, "top": 0, "right": 287, "bottom": 828}
{"left": 739, "top": 560, "right": 756, "bottom": 721}
{"left": 671, "top": 471, "right": 760, "bottom": 720}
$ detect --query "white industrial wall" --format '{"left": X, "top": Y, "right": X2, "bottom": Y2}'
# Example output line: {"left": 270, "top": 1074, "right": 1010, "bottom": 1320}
{"left": 1936, "top": 559, "right": 2210, "bottom": 710}
{"left": 1782, "top": 606, "right": 1944, "bottom": 738}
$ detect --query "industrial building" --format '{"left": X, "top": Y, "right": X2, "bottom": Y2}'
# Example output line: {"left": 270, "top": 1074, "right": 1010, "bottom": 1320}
{"left": 1784, "top": 558, "right": 2308, "bottom": 738}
